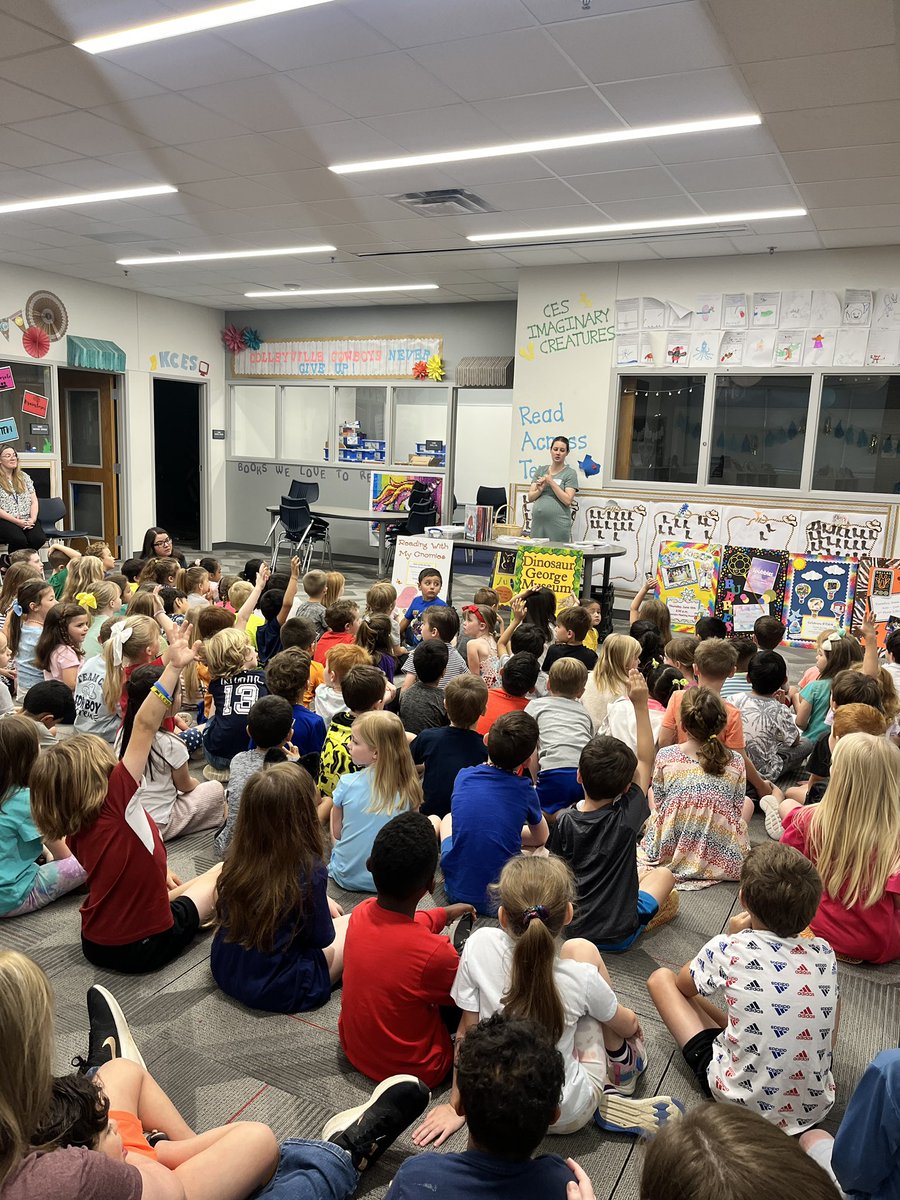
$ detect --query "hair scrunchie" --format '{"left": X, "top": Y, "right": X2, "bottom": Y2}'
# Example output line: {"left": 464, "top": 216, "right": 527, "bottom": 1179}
{"left": 109, "top": 620, "right": 134, "bottom": 666}
{"left": 76, "top": 592, "right": 97, "bottom": 610}
{"left": 11, "top": 601, "right": 23, "bottom": 617}
{"left": 522, "top": 904, "right": 550, "bottom": 928}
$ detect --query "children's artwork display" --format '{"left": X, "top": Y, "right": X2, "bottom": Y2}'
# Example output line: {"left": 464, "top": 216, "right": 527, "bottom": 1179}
{"left": 851, "top": 558, "right": 900, "bottom": 648}
{"left": 513, "top": 545, "right": 584, "bottom": 611}
{"left": 391, "top": 536, "right": 454, "bottom": 612}
{"left": 656, "top": 541, "right": 721, "bottom": 633}
{"left": 714, "top": 546, "right": 789, "bottom": 636}
{"left": 370, "top": 471, "right": 443, "bottom": 546}
{"left": 782, "top": 555, "right": 858, "bottom": 647}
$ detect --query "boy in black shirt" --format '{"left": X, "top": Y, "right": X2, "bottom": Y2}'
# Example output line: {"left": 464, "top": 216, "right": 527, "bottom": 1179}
{"left": 549, "top": 670, "right": 676, "bottom": 951}
{"left": 542, "top": 605, "right": 598, "bottom": 673}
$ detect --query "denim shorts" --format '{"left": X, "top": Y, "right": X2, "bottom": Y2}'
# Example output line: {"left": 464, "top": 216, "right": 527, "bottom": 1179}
{"left": 254, "top": 1138, "right": 358, "bottom": 1200}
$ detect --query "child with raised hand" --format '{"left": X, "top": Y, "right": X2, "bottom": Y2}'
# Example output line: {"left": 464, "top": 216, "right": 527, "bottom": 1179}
{"left": 0, "top": 715, "right": 87, "bottom": 917}
{"left": 329, "top": 709, "right": 422, "bottom": 892}
{"left": 605, "top": 661, "right": 683, "bottom": 751}
{"left": 35, "top": 602, "right": 90, "bottom": 689}
{"left": 647, "top": 841, "right": 837, "bottom": 1133}
{"left": 772, "top": 732, "right": 900, "bottom": 963}
{"left": 313, "top": 599, "right": 361, "bottom": 665}
{"left": 795, "top": 629, "right": 861, "bottom": 742}
{"left": 414, "top": 855, "right": 682, "bottom": 1148}
{"left": 215, "top": 695, "right": 295, "bottom": 858}
{"left": 254, "top": 555, "right": 300, "bottom": 666}
{"left": 629, "top": 580, "right": 673, "bottom": 644}
{"left": 551, "top": 669, "right": 677, "bottom": 951}
{"left": 292, "top": 568, "right": 328, "bottom": 634}
{"left": 201, "top": 627, "right": 267, "bottom": 779}
{"left": 401, "top": 567, "right": 447, "bottom": 648}
{"left": 315, "top": 643, "right": 372, "bottom": 724}
{"left": 412, "top": 675, "right": 489, "bottom": 819}
{"left": 98, "top": 614, "right": 163, "bottom": 724}
{"left": 497, "top": 587, "right": 556, "bottom": 661}
{"left": 77, "top": 580, "right": 122, "bottom": 660}
{"left": 354, "top": 613, "right": 397, "bottom": 681}
{"left": 582, "top": 632, "right": 641, "bottom": 732}
{"left": 526, "top": 657, "right": 593, "bottom": 816}
{"left": 642, "top": 687, "right": 751, "bottom": 888}
{"left": 340, "top": 811, "right": 476, "bottom": 1087}
{"left": 543, "top": 605, "right": 598, "bottom": 673}
{"left": 116, "top": 665, "right": 224, "bottom": 842}
{"left": 462, "top": 603, "right": 501, "bottom": 686}
{"left": 29, "top": 621, "right": 224, "bottom": 973}
{"left": 212, "top": 761, "right": 350, "bottom": 1012}
{"left": 8, "top": 577, "right": 55, "bottom": 694}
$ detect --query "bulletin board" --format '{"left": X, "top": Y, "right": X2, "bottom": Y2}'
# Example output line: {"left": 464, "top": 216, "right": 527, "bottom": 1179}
{"left": 656, "top": 541, "right": 721, "bottom": 633}
{"left": 783, "top": 554, "right": 858, "bottom": 647}
{"left": 714, "top": 545, "right": 790, "bottom": 637}
{"left": 851, "top": 558, "right": 900, "bottom": 648}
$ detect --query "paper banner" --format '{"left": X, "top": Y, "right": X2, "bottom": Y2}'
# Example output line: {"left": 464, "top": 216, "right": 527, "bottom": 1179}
{"left": 714, "top": 545, "right": 790, "bottom": 637}
{"left": 851, "top": 558, "right": 900, "bottom": 649}
{"left": 751, "top": 292, "right": 780, "bottom": 327}
{"left": 656, "top": 541, "right": 721, "bottom": 633}
{"left": 10, "top": 311, "right": 24, "bottom": 331}
{"left": 0, "top": 320, "right": 9, "bottom": 342}
{"left": 513, "top": 544, "right": 584, "bottom": 611}
{"left": 783, "top": 554, "right": 858, "bottom": 648}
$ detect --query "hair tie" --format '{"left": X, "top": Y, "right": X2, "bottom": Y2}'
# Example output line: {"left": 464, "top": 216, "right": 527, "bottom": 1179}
{"left": 76, "top": 591, "right": 97, "bottom": 610}
{"left": 11, "top": 601, "right": 22, "bottom": 617}
{"left": 109, "top": 620, "right": 134, "bottom": 666}
{"left": 708, "top": 733, "right": 718, "bottom": 742}
{"left": 670, "top": 676, "right": 686, "bottom": 689}
{"left": 522, "top": 904, "right": 549, "bottom": 928}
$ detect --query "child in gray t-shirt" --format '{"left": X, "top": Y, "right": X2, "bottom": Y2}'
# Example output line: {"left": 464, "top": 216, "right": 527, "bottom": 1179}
{"left": 525, "top": 657, "right": 593, "bottom": 816}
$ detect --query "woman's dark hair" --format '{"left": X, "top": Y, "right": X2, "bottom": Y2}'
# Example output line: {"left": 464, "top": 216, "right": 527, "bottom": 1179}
{"left": 523, "top": 587, "right": 557, "bottom": 642}
{"left": 140, "top": 527, "right": 175, "bottom": 560}
{"left": 550, "top": 436, "right": 570, "bottom": 452}
{"left": 118, "top": 664, "right": 166, "bottom": 778}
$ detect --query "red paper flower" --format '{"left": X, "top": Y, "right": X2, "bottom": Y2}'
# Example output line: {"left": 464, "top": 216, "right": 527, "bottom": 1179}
{"left": 221, "top": 324, "right": 245, "bottom": 353}
{"left": 23, "top": 326, "right": 50, "bottom": 358}
{"left": 412, "top": 360, "right": 428, "bottom": 379}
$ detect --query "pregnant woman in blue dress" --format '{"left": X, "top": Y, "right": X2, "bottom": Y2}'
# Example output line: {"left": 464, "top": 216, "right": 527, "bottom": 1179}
{"left": 526, "top": 436, "right": 578, "bottom": 541}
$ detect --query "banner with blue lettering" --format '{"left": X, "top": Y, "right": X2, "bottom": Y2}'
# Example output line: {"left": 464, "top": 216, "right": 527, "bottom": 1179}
{"left": 232, "top": 336, "right": 443, "bottom": 378}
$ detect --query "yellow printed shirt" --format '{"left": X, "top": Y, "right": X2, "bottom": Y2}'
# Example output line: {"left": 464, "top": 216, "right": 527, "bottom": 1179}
{"left": 317, "top": 709, "right": 357, "bottom": 798}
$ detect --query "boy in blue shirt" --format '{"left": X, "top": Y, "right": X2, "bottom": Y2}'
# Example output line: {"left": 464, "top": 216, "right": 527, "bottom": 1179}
{"left": 412, "top": 674, "right": 489, "bottom": 818}
{"left": 264, "top": 647, "right": 326, "bottom": 759}
{"left": 438, "top": 711, "right": 547, "bottom": 913}
{"left": 401, "top": 568, "right": 447, "bottom": 648}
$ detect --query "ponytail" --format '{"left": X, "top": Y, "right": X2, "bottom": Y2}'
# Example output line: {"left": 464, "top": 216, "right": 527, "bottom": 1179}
{"left": 176, "top": 565, "right": 208, "bottom": 596}
{"left": 681, "top": 687, "right": 731, "bottom": 775}
{"left": 101, "top": 615, "right": 159, "bottom": 712}
{"left": 7, "top": 579, "right": 52, "bottom": 657}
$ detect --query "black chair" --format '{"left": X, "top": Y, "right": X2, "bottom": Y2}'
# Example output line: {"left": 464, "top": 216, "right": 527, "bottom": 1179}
{"left": 287, "top": 480, "right": 330, "bottom": 560}
{"left": 384, "top": 506, "right": 438, "bottom": 572}
{"left": 270, "top": 497, "right": 315, "bottom": 572}
{"left": 288, "top": 480, "right": 319, "bottom": 503}
{"left": 37, "top": 497, "right": 90, "bottom": 545}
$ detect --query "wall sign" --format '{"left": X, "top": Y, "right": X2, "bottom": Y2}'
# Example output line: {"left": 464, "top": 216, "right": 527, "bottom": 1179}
{"left": 149, "top": 351, "right": 210, "bottom": 375}
{"left": 29, "top": 422, "right": 49, "bottom": 436}
{"left": 233, "top": 336, "right": 443, "bottom": 379}
{"left": 21, "top": 390, "right": 48, "bottom": 419}
{"left": 0, "top": 366, "right": 14, "bottom": 390}
{"left": 0, "top": 415, "right": 19, "bottom": 441}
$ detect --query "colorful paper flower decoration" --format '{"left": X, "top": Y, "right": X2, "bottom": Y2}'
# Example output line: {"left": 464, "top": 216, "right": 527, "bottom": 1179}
{"left": 221, "top": 324, "right": 245, "bottom": 353}
{"left": 22, "top": 326, "right": 50, "bottom": 358}
{"left": 425, "top": 354, "right": 444, "bottom": 381}
{"left": 412, "top": 359, "right": 428, "bottom": 379}
{"left": 241, "top": 327, "right": 261, "bottom": 351}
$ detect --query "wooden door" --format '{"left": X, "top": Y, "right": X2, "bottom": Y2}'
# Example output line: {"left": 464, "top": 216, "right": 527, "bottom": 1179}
{"left": 58, "top": 369, "right": 119, "bottom": 549}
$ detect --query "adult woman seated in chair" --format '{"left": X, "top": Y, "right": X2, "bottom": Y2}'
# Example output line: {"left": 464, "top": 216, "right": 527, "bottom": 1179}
{"left": 139, "top": 528, "right": 187, "bottom": 568}
{"left": 0, "top": 445, "right": 46, "bottom": 553}
{"left": 526, "top": 436, "right": 577, "bottom": 542}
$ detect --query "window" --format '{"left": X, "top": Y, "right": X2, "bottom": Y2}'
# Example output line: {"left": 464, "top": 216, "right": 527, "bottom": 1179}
{"left": 708, "top": 375, "right": 811, "bottom": 489}
{"left": 231, "top": 385, "right": 276, "bottom": 459}
{"left": 814, "top": 375, "right": 900, "bottom": 493}
{"left": 392, "top": 387, "right": 448, "bottom": 466}
{"left": 614, "top": 374, "right": 705, "bottom": 483}
{"left": 281, "top": 385, "right": 330, "bottom": 462}
{"left": 334, "top": 386, "right": 386, "bottom": 464}
{"left": 0, "top": 362, "right": 52, "bottom": 454}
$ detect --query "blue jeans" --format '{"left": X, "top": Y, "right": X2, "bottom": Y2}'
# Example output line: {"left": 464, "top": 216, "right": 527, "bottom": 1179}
{"left": 255, "top": 1139, "right": 359, "bottom": 1200}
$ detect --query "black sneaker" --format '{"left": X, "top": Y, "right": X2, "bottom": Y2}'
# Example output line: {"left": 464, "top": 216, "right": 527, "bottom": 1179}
{"left": 84, "top": 985, "right": 146, "bottom": 1071}
{"left": 451, "top": 912, "right": 474, "bottom": 955}
{"left": 322, "top": 1076, "right": 430, "bottom": 1171}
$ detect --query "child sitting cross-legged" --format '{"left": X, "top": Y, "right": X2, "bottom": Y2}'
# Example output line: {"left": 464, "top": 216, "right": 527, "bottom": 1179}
{"left": 647, "top": 841, "right": 837, "bottom": 1134}
{"left": 291, "top": 567, "right": 328, "bottom": 635}
{"left": 475, "top": 651, "right": 540, "bottom": 736}
{"left": 315, "top": 643, "right": 372, "bottom": 725}
{"left": 254, "top": 555, "right": 300, "bottom": 667}
{"left": 20, "top": 679, "right": 76, "bottom": 748}
{"left": 280, "top": 615, "right": 325, "bottom": 706}
{"left": 413, "top": 855, "right": 683, "bottom": 1148}
{"left": 730, "top": 650, "right": 812, "bottom": 783}
{"left": 215, "top": 694, "right": 295, "bottom": 858}
{"left": 317, "top": 663, "right": 386, "bottom": 808}
{"left": 201, "top": 627, "right": 267, "bottom": 781}
{"left": 212, "top": 761, "right": 351, "bottom": 1012}
{"left": 401, "top": 604, "right": 468, "bottom": 690}
{"left": 525, "top": 657, "right": 593, "bottom": 817}
{"left": 401, "top": 568, "right": 447, "bottom": 649}
{"left": 412, "top": 675, "right": 489, "bottom": 819}
{"left": 462, "top": 603, "right": 501, "bottom": 687}
{"left": 542, "top": 603, "right": 598, "bottom": 673}
{"left": 313, "top": 599, "right": 361, "bottom": 666}
{"left": 399, "top": 641, "right": 450, "bottom": 736}
{"left": 719, "top": 637, "right": 756, "bottom": 700}
{"left": 264, "top": 647, "right": 326, "bottom": 761}
{"left": 340, "top": 811, "right": 476, "bottom": 1087}
{"left": 550, "top": 669, "right": 677, "bottom": 951}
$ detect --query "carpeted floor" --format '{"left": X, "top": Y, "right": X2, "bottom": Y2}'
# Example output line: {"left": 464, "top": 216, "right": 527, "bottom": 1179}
{"left": 9, "top": 545, "right": 899, "bottom": 1198}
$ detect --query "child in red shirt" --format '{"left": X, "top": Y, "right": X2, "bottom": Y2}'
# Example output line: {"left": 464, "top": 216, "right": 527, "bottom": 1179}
{"left": 313, "top": 600, "right": 361, "bottom": 665}
{"left": 475, "top": 652, "right": 540, "bottom": 736}
{"left": 340, "top": 811, "right": 475, "bottom": 1087}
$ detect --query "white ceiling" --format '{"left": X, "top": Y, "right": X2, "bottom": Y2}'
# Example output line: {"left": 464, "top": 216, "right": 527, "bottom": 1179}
{"left": 0, "top": 0, "right": 895, "bottom": 308}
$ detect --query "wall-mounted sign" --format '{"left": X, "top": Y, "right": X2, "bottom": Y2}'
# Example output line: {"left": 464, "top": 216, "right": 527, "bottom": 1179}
{"left": 211, "top": 429, "right": 226, "bottom": 440}
{"left": 0, "top": 415, "right": 19, "bottom": 440}
{"left": 0, "top": 366, "right": 14, "bottom": 390}
{"left": 29, "top": 422, "right": 49, "bottom": 436}
{"left": 233, "top": 336, "right": 444, "bottom": 379}
{"left": 149, "top": 351, "right": 209, "bottom": 375}
{"left": 22, "top": 390, "right": 49, "bottom": 419}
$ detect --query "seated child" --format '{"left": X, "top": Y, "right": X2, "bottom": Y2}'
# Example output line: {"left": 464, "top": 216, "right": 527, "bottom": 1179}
{"left": 355, "top": 614, "right": 397, "bottom": 681}
{"left": 215, "top": 695, "right": 294, "bottom": 858}
{"left": 46, "top": 544, "right": 81, "bottom": 598}
{"left": 201, "top": 627, "right": 267, "bottom": 777}
{"left": 281, "top": 615, "right": 325, "bottom": 705}
{"left": 719, "top": 638, "right": 755, "bottom": 699}
{"left": 695, "top": 616, "right": 728, "bottom": 641}
{"left": 604, "top": 662, "right": 684, "bottom": 751}
{"left": 329, "top": 710, "right": 422, "bottom": 893}
{"left": 794, "top": 630, "right": 860, "bottom": 743}
{"left": 401, "top": 605, "right": 468, "bottom": 689}
{"left": 753, "top": 614, "right": 786, "bottom": 651}
{"left": 542, "top": 605, "right": 598, "bottom": 673}
{"left": 401, "top": 568, "right": 447, "bottom": 648}
{"left": 731, "top": 651, "right": 812, "bottom": 781}
{"left": 438, "top": 711, "right": 548, "bottom": 913}
{"left": 365, "top": 579, "right": 400, "bottom": 646}
{"left": 582, "top": 634, "right": 640, "bottom": 733}
{"left": 462, "top": 604, "right": 501, "bottom": 687}
{"left": 580, "top": 597, "right": 601, "bottom": 653}
{"left": 265, "top": 648, "right": 326, "bottom": 758}
{"left": 228, "top": 580, "right": 263, "bottom": 649}
{"left": 340, "top": 811, "right": 475, "bottom": 1086}
{"left": 525, "top": 658, "right": 593, "bottom": 815}
{"left": 475, "top": 651, "right": 540, "bottom": 735}
{"left": 664, "top": 635, "right": 699, "bottom": 685}
{"left": 399, "top": 641, "right": 450, "bottom": 736}
{"left": 393, "top": 1014, "right": 579, "bottom": 1199}
{"left": 313, "top": 599, "right": 360, "bottom": 665}
{"left": 212, "top": 762, "right": 351, "bottom": 1012}
{"left": 647, "top": 841, "right": 836, "bottom": 1134}
{"left": 550, "top": 670, "right": 676, "bottom": 951}
{"left": 317, "top": 664, "right": 385, "bottom": 802}
{"left": 315, "top": 643, "right": 372, "bottom": 724}
{"left": 20, "top": 680, "right": 77, "bottom": 747}
{"left": 254, "top": 556, "right": 299, "bottom": 666}
{"left": 412, "top": 675, "right": 489, "bottom": 819}
{"left": 291, "top": 568, "right": 328, "bottom": 635}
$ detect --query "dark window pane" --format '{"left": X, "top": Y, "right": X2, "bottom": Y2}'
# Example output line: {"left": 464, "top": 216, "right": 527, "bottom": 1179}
{"left": 615, "top": 374, "right": 704, "bottom": 483}
{"left": 708, "top": 375, "right": 811, "bottom": 489}
{"left": 814, "top": 375, "right": 900, "bottom": 494}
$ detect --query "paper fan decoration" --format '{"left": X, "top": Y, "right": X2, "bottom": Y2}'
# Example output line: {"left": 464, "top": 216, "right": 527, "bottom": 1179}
{"left": 22, "top": 326, "right": 50, "bottom": 358}
{"left": 412, "top": 360, "right": 428, "bottom": 379}
{"left": 425, "top": 354, "right": 444, "bottom": 381}
{"left": 25, "top": 289, "right": 68, "bottom": 341}
{"left": 221, "top": 324, "right": 245, "bottom": 352}
{"left": 241, "top": 327, "right": 261, "bottom": 350}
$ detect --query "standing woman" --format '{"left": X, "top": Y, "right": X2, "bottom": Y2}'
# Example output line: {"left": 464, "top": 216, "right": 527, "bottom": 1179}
{"left": 0, "top": 445, "right": 45, "bottom": 553}
{"left": 527, "top": 436, "right": 578, "bottom": 542}
{"left": 139, "top": 527, "right": 187, "bottom": 568}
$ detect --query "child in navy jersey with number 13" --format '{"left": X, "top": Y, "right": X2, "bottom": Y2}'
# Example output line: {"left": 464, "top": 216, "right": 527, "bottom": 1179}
{"left": 202, "top": 628, "right": 267, "bottom": 770}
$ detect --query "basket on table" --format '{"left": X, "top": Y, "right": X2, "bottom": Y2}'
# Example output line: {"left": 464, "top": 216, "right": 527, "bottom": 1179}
{"left": 492, "top": 522, "right": 523, "bottom": 537}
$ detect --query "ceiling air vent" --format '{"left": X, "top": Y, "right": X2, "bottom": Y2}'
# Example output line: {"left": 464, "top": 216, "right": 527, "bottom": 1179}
{"left": 389, "top": 189, "right": 498, "bottom": 217}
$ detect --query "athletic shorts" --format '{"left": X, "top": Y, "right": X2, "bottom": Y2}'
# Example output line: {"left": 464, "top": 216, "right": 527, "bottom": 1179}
{"left": 81, "top": 897, "right": 200, "bottom": 975}
{"left": 593, "top": 890, "right": 660, "bottom": 953}
{"left": 682, "top": 1027, "right": 719, "bottom": 1098}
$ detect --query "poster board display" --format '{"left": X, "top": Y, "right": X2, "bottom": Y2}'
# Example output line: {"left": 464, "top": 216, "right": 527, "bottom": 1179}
{"left": 490, "top": 548, "right": 518, "bottom": 605}
{"left": 851, "top": 558, "right": 900, "bottom": 648}
{"left": 656, "top": 541, "right": 722, "bottom": 633}
{"left": 512, "top": 545, "right": 584, "bottom": 611}
{"left": 391, "top": 536, "right": 454, "bottom": 616}
{"left": 370, "top": 472, "right": 443, "bottom": 546}
{"left": 783, "top": 555, "right": 858, "bottom": 647}
{"left": 714, "top": 545, "right": 790, "bottom": 637}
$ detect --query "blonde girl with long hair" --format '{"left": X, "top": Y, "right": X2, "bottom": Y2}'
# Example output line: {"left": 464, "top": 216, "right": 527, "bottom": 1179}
{"left": 323, "top": 570, "right": 345, "bottom": 609}
{"left": 583, "top": 632, "right": 641, "bottom": 731}
{"left": 777, "top": 733, "right": 900, "bottom": 963}
{"left": 413, "top": 854, "right": 681, "bottom": 1148}
{"left": 77, "top": 579, "right": 122, "bottom": 660}
{"left": 201, "top": 627, "right": 266, "bottom": 776}
{"left": 30, "top": 622, "right": 224, "bottom": 973}
{"left": 60, "top": 555, "right": 103, "bottom": 604}
{"left": 641, "top": 687, "right": 752, "bottom": 888}
{"left": 329, "top": 709, "right": 422, "bottom": 892}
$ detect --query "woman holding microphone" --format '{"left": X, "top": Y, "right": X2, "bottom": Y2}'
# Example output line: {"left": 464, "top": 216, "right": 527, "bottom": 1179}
{"left": 526, "top": 436, "right": 578, "bottom": 541}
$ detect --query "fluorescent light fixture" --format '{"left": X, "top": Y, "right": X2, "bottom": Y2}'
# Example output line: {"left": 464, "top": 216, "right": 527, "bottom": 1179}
{"left": 75, "top": 0, "right": 336, "bottom": 54}
{"left": 117, "top": 244, "right": 336, "bottom": 266}
{"left": 0, "top": 184, "right": 177, "bottom": 216}
{"left": 468, "top": 208, "right": 808, "bottom": 243}
{"left": 244, "top": 284, "right": 439, "bottom": 297}
{"left": 330, "top": 114, "right": 762, "bottom": 174}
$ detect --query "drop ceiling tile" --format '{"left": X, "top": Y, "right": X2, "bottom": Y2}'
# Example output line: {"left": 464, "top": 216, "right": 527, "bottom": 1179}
{"left": 470, "top": 177, "right": 586, "bottom": 210}
{"left": 501, "top": 245, "right": 590, "bottom": 265}
{"left": 22, "top": 0, "right": 182, "bottom": 40}
{"left": 765, "top": 102, "right": 900, "bottom": 153}
{"left": 666, "top": 154, "right": 788, "bottom": 191}
{"left": 11, "top": 110, "right": 157, "bottom": 155}
{"left": 301, "top": 195, "right": 413, "bottom": 223}
{"left": 109, "top": 38, "right": 272, "bottom": 90}
{"left": 576, "top": 241, "right": 661, "bottom": 261}
{"left": 569, "top": 166, "right": 685, "bottom": 204}
{"left": 649, "top": 234, "right": 744, "bottom": 257}
{"left": 811, "top": 204, "right": 900, "bottom": 230}
{"left": 180, "top": 176, "right": 301, "bottom": 208}
{"left": 0, "top": 13, "right": 63, "bottom": 57}
{"left": 91, "top": 94, "right": 251, "bottom": 145}
{"left": 356, "top": 0, "right": 536, "bottom": 47}
{"left": 215, "top": 7, "right": 398, "bottom": 69}
{"left": 0, "top": 46, "right": 165, "bottom": 107}
{"left": 0, "top": 126, "right": 81, "bottom": 167}
{"left": 0, "top": 77, "right": 72, "bottom": 123}
{"left": 600, "top": 68, "right": 753, "bottom": 126}
{"left": 535, "top": 143, "right": 660, "bottom": 175}
{"left": 706, "top": 0, "right": 892, "bottom": 62}
{"left": 179, "top": 136, "right": 320, "bottom": 175}
{"left": 266, "top": 120, "right": 405, "bottom": 164}
{"left": 182, "top": 75, "right": 351, "bottom": 133}
{"left": 99, "top": 146, "right": 230, "bottom": 185}
{"left": 363, "top": 104, "right": 507, "bottom": 154}
{"left": 440, "top": 158, "right": 556, "bottom": 186}
{"left": 727, "top": 232, "right": 824, "bottom": 253}
{"left": 652, "top": 125, "right": 776, "bottom": 163}
{"left": 30, "top": 157, "right": 173, "bottom": 191}
{"left": 691, "top": 184, "right": 802, "bottom": 212}
{"left": 0, "top": 168, "right": 65, "bottom": 199}
{"left": 548, "top": 3, "right": 729, "bottom": 81}
{"left": 783, "top": 144, "right": 900, "bottom": 183}
{"left": 800, "top": 177, "right": 900, "bottom": 209}
{"left": 473, "top": 88, "right": 623, "bottom": 140}
{"left": 290, "top": 53, "right": 461, "bottom": 118}
{"left": 592, "top": 195, "right": 703, "bottom": 222}
{"left": 408, "top": 30, "right": 584, "bottom": 103}
{"left": 743, "top": 47, "right": 900, "bottom": 113}
{"left": 818, "top": 227, "right": 900, "bottom": 248}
